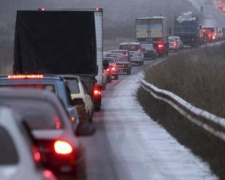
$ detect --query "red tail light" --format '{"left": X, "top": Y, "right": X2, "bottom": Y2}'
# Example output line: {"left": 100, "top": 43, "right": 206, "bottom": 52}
{"left": 94, "top": 89, "right": 101, "bottom": 96}
{"left": 43, "top": 169, "right": 56, "bottom": 180}
{"left": 157, "top": 42, "right": 164, "bottom": 50}
{"left": 54, "top": 116, "right": 61, "bottom": 129}
{"left": 54, "top": 140, "right": 73, "bottom": 155}
{"left": 7, "top": 74, "right": 44, "bottom": 79}
{"left": 32, "top": 146, "right": 41, "bottom": 163}
{"left": 111, "top": 66, "right": 117, "bottom": 71}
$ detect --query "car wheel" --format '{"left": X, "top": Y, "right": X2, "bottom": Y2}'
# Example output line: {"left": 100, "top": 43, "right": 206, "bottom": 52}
{"left": 115, "top": 74, "right": 119, "bottom": 80}
{"left": 127, "top": 69, "right": 131, "bottom": 75}
{"left": 95, "top": 106, "right": 101, "bottom": 111}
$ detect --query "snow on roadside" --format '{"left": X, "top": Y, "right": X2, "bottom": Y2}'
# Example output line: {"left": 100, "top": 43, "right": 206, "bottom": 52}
{"left": 107, "top": 71, "right": 218, "bottom": 180}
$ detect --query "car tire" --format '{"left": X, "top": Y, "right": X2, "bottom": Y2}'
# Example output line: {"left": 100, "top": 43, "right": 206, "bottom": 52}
{"left": 115, "top": 74, "right": 119, "bottom": 80}
{"left": 95, "top": 106, "right": 101, "bottom": 111}
{"left": 127, "top": 69, "right": 131, "bottom": 75}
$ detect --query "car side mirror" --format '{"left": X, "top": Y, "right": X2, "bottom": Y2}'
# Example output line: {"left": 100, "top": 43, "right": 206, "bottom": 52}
{"left": 103, "top": 60, "right": 109, "bottom": 69}
{"left": 75, "top": 123, "right": 96, "bottom": 136}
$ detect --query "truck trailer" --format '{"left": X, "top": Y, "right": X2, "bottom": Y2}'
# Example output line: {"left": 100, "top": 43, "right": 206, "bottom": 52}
{"left": 135, "top": 16, "right": 169, "bottom": 56}
{"left": 13, "top": 8, "right": 104, "bottom": 111}
{"left": 174, "top": 12, "right": 203, "bottom": 48}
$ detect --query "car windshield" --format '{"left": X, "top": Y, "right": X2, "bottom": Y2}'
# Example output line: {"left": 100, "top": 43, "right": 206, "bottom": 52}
{"left": 0, "top": 99, "right": 63, "bottom": 130}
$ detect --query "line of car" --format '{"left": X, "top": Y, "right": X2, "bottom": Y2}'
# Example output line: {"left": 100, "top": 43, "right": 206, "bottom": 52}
{"left": 0, "top": 74, "right": 97, "bottom": 179}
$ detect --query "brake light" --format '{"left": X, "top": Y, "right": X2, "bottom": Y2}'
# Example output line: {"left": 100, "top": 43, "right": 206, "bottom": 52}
{"left": 111, "top": 66, "right": 117, "bottom": 71}
{"left": 54, "top": 140, "right": 73, "bottom": 155}
{"left": 94, "top": 89, "right": 101, "bottom": 96}
{"left": 32, "top": 146, "right": 41, "bottom": 163}
{"left": 43, "top": 170, "right": 56, "bottom": 180}
{"left": 7, "top": 74, "right": 44, "bottom": 79}
{"left": 54, "top": 116, "right": 61, "bottom": 129}
{"left": 157, "top": 42, "right": 164, "bottom": 50}
{"left": 39, "top": 8, "right": 46, "bottom": 11}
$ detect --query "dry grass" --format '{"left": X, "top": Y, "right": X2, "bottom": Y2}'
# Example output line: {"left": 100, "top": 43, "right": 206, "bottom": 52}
{"left": 144, "top": 43, "right": 225, "bottom": 118}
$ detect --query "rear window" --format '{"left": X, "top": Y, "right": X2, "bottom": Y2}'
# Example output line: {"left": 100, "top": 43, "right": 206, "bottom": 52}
{"left": 0, "top": 99, "right": 63, "bottom": 130}
{"left": 1, "top": 84, "right": 56, "bottom": 93}
{"left": 141, "top": 44, "right": 154, "bottom": 50}
{"left": 120, "top": 44, "right": 139, "bottom": 51}
{"left": 108, "top": 55, "right": 129, "bottom": 62}
{"left": 0, "top": 126, "right": 19, "bottom": 165}
{"left": 103, "top": 58, "right": 115, "bottom": 63}
{"left": 203, "top": 27, "right": 215, "bottom": 32}
{"left": 65, "top": 79, "right": 80, "bottom": 94}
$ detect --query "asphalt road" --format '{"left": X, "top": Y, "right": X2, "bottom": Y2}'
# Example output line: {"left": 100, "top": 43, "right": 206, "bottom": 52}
{"left": 58, "top": 53, "right": 217, "bottom": 180}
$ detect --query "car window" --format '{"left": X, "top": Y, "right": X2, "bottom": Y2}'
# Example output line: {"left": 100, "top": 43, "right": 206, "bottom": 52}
{"left": 0, "top": 84, "right": 56, "bottom": 93}
{"left": 120, "top": 44, "right": 139, "bottom": 51}
{"left": 141, "top": 44, "right": 154, "bottom": 50}
{"left": 0, "top": 126, "right": 19, "bottom": 165}
{"left": 0, "top": 99, "right": 63, "bottom": 130}
{"left": 81, "top": 80, "right": 88, "bottom": 94}
{"left": 66, "top": 79, "right": 80, "bottom": 94}
{"left": 104, "top": 58, "right": 115, "bottom": 63}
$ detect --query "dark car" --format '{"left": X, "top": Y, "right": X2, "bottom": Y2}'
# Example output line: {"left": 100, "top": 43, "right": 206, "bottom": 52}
{"left": 106, "top": 53, "right": 132, "bottom": 75}
{"left": 0, "top": 74, "right": 79, "bottom": 126}
{"left": 140, "top": 43, "right": 158, "bottom": 60}
{"left": 0, "top": 88, "right": 93, "bottom": 176}
{"left": 103, "top": 57, "right": 119, "bottom": 80}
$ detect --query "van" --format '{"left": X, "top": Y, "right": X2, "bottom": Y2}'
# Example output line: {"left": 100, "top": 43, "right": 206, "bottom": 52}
{"left": 119, "top": 42, "right": 144, "bottom": 65}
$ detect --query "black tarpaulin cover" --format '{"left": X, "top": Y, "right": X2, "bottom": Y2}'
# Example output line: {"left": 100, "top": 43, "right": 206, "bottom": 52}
{"left": 14, "top": 10, "right": 97, "bottom": 75}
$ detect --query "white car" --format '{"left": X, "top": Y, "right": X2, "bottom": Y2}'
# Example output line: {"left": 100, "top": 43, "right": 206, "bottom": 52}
{"left": 169, "top": 36, "right": 183, "bottom": 50}
{"left": 168, "top": 36, "right": 179, "bottom": 52}
{"left": 0, "top": 106, "right": 56, "bottom": 180}
{"left": 62, "top": 75, "right": 94, "bottom": 123}
{"left": 119, "top": 42, "right": 144, "bottom": 65}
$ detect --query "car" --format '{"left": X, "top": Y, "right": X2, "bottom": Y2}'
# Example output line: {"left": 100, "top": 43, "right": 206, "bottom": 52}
{"left": 202, "top": 26, "right": 219, "bottom": 41}
{"left": 0, "top": 74, "right": 79, "bottom": 127}
{"left": 168, "top": 36, "right": 179, "bottom": 52}
{"left": 103, "top": 57, "right": 119, "bottom": 80}
{"left": 102, "top": 58, "right": 113, "bottom": 83}
{"left": 105, "top": 53, "right": 132, "bottom": 75}
{"left": 0, "top": 88, "right": 94, "bottom": 175}
{"left": 140, "top": 43, "right": 158, "bottom": 60}
{"left": 61, "top": 75, "right": 94, "bottom": 124}
{"left": 0, "top": 106, "right": 57, "bottom": 180}
{"left": 169, "top": 36, "right": 184, "bottom": 50}
{"left": 119, "top": 42, "right": 144, "bottom": 65}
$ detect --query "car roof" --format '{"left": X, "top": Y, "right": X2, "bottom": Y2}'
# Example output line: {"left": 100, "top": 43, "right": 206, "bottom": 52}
{"left": 0, "top": 74, "right": 65, "bottom": 81}
{"left": 120, "top": 42, "right": 140, "bottom": 45}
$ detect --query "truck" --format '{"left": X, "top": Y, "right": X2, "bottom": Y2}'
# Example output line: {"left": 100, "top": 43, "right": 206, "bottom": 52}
{"left": 174, "top": 12, "right": 203, "bottom": 48}
{"left": 135, "top": 16, "right": 169, "bottom": 56}
{"left": 13, "top": 8, "right": 105, "bottom": 111}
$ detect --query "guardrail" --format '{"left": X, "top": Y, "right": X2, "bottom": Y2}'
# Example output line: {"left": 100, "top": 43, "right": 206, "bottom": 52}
{"left": 141, "top": 79, "right": 225, "bottom": 142}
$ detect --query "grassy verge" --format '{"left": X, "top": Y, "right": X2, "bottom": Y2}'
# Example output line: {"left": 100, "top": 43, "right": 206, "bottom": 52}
{"left": 137, "top": 43, "right": 225, "bottom": 180}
